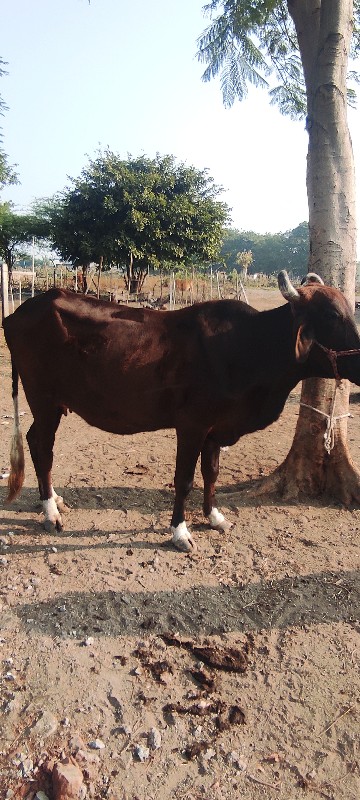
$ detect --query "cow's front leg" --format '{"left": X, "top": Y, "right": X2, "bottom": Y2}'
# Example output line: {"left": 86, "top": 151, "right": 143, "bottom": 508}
{"left": 201, "top": 436, "right": 232, "bottom": 533}
{"left": 171, "top": 432, "right": 204, "bottom": 552}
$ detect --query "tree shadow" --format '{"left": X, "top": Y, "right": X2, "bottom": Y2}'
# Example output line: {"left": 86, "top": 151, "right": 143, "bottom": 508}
{"left": 8, "top": 567, "right": 359, "bottom": 640}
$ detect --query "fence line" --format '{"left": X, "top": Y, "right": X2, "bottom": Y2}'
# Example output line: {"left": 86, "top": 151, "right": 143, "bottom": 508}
{"left": 1, "top": 265, "right": 261, "bottom": 319}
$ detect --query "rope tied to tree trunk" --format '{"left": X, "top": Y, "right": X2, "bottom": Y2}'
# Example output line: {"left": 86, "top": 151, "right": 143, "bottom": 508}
{"left": 300, "top": 386, "right": 350, "bottom": 455}
{"left": 299, "top": 340, "right": 360, "bottom": 452}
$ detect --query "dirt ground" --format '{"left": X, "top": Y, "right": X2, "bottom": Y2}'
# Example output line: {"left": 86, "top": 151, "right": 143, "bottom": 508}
{"left": 0, "top": 287, "right": 359, "bottom": 800}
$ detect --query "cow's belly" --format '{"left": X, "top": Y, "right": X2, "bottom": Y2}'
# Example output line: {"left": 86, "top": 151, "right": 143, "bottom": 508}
{"left": 211, "top": 386, "right": 290, "bottom": 446}
{"left": 60, "top": 378, "right": 290, "bottom": 441}
{"left": 63, "top": 386, "right": 177, "bottom": 435}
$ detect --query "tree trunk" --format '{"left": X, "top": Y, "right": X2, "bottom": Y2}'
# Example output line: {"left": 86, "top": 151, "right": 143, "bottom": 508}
{"left": 256, "top": 377, "right": 360, "bottom": 504}
{"left": 261, "top": 0, "right": 359, "bottom": 505}
{"left": 125, "top": 252, "right": 148, "bottom": 294}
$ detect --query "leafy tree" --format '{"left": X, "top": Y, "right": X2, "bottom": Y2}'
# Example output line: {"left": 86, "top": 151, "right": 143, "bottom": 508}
{"left": 0, "top": 203, "right": 49, "bottom": 273}
{"left": 220, "top": 223, "right": 309, "bottom": 275}
{"left": 41, "top": 150, "right": 230, "bottom": 292}
{"left": 236, "top": 249, "right": 253, "bottom": 277}
{"left": 281, "top": 221, "right": 310, "bottom": 275}
{"left": 197, "top": 0, "right": 360, "bottom": 505}
{"left": 0, "top": 58, "right": 18, "bottom": 189}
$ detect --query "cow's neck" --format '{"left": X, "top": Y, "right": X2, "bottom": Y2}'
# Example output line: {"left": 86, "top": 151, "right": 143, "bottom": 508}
{"left": 246, "top": 303, "right": 301, "bottom": 387}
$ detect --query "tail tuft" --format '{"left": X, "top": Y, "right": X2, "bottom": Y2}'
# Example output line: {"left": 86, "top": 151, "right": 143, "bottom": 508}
{"left": 7, "top": 429, "right": 25, "bottom": 502}
{"left": 7, "top": 358, "right": 25, "bottom": 503}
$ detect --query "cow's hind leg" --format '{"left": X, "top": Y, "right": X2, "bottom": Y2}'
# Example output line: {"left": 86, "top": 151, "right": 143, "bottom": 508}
{"left": 201, "top": 436, "right": 232, "bottom": 533}
{"left": 171, "top": 432, "right": 205, "bottom": 552}
{"left": 26, "top": 409, "right": 63, "bottom": 532}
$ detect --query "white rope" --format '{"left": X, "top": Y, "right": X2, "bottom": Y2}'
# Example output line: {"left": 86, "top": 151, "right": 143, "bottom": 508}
{"left": 300, "top": 385, "right": 350, "bottom": 454}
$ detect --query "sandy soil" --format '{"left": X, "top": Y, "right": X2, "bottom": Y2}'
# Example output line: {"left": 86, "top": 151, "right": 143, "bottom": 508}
{"left": 0, "top": 287, "right": 359, "bottom": 800}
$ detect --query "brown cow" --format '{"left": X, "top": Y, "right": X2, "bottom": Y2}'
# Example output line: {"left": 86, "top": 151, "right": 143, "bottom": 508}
{"left": 4, "top": 271, "right": 360, "bottom": 551}
{"left": 174, "top": 278, "right": 193, "bottom": 303}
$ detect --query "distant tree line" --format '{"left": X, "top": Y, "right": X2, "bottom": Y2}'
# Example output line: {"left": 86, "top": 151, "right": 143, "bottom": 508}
{"left": 219, "top": 222, "right": 309, "bottom": 278}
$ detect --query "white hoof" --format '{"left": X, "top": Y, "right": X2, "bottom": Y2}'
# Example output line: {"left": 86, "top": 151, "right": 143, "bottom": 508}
{"left": 171, "top": 522, "right": 196, "bottom": 552}
{"left": 56, "top": 497, "right": 69, "bottom": 513}
{"left": 51, "top": 488, "right": 69, "bottom": 513}
{"left": 208, "top": 507, "right": 232, "bottom": 533}
{"left": 43, "top": 497, "right": 63, "bottom": 532}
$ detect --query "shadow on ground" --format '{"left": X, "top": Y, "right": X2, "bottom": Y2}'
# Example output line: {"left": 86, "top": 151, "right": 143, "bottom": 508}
{"left": 3, "top": 567, "right": 358, "bottom": 640}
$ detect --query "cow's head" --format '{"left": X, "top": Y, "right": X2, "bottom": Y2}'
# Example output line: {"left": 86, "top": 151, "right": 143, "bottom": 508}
{"left": 278, "top": 270, "right": 360, "bottom": 384}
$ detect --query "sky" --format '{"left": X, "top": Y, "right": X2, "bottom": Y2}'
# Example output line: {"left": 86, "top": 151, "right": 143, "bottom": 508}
{"left": 1, "top": 0, "right": 360, "bottom": 236}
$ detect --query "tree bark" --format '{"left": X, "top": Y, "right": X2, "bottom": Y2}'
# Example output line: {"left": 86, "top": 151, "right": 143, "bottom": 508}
{"left": 260, "top": 0, "right": 359, "bottom": 505}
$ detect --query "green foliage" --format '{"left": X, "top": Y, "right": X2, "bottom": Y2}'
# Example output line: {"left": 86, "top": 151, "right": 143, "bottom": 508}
{"left": 220, "top": 221, "right": 309, "bottom": 276}
{"left": 0, "top": 57, "right": 18, "bottom": 189}
{"left": 236, "top": 249, "right": 253, "bottom": 274}
{"left": 0, "top": 148, "right": 19, "bottom": 190}
{"left": 352, "top": 1, "right": 360, "bottom": 56}
{"left": 199, "top": 6, "right": 270, "bottom": 106}
{"left": 0, "top": 203, "right": 49, "bottom": 269}
{"left": 0, "top": 57, "right": 8, "bottom": 123}
{"left": 197, "top": 1, "right": 360, "bottom": 118}
{"left": 40, "top": 150, "right": 230, "bottom": 287}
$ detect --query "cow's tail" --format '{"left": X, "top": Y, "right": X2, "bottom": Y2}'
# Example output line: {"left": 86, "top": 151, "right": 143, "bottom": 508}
{"left": 7, "top": 359, "right": 25, "bottom": 502}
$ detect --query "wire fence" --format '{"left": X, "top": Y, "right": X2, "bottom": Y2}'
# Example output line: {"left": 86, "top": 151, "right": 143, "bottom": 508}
{"left": 1, "top": 263, "right": 277, "bottom": 321}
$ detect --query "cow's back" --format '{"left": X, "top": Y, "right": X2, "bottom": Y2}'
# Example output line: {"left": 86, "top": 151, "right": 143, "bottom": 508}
{"left": 3, "top": 290, "right": 262, "bottom": 435}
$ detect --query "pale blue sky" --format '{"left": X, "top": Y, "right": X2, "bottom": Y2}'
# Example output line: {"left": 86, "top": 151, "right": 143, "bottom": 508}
{"left": 2, "top": 0, "right": 360, "bottom": 235}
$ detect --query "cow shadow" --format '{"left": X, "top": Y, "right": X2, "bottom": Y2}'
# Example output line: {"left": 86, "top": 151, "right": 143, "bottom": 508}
{"left": 349, "top": 390, "right": 360, "bottom": 405}
{"left": 0, "top": 483, "right": 175, "bottom": 513}
{"left": 0, "top": 481, "right": 257, "bottom": 518}
{"left": 0, "top": 477, "right": 348, "bottom": 534}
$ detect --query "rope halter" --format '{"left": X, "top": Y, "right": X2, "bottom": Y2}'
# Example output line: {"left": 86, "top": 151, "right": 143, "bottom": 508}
{"left": 312, "top": 340, "right": 360, "bottom": 383}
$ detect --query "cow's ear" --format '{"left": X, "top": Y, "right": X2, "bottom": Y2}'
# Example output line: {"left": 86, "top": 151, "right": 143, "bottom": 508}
{"left": 295, "top": 323, "right": 313, "bottom": 362}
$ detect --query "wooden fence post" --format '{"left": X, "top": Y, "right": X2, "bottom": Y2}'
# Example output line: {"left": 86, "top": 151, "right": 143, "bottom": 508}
{"left": 239, "top": 277, "right": 249, "bottom": 304}
{"left": 170, "top": 272, "right": 175, "bottom": 308}
{"left": 97, "top": 256, "right": 103, "bottom": 299}
{"left": 1, "top": 262, "right": 9, "bottom": 320}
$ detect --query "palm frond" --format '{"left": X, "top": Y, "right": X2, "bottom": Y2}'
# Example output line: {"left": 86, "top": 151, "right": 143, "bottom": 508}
{"left": 220, "top": 44, "right": 269, "bottom": 107}
{"left": 269, "top": 84, "right": 306, "bottom": 119}
{"left": 198, "top": 12, "right": 269, "bottom": 105}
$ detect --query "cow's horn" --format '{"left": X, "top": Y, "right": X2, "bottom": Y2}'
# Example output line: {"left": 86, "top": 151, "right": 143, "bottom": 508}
{"left": 300, "top": 272, "right": 325, "bottom": 286}
{"left": 278, "top": 271, "right": 300, "bottom": 301}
